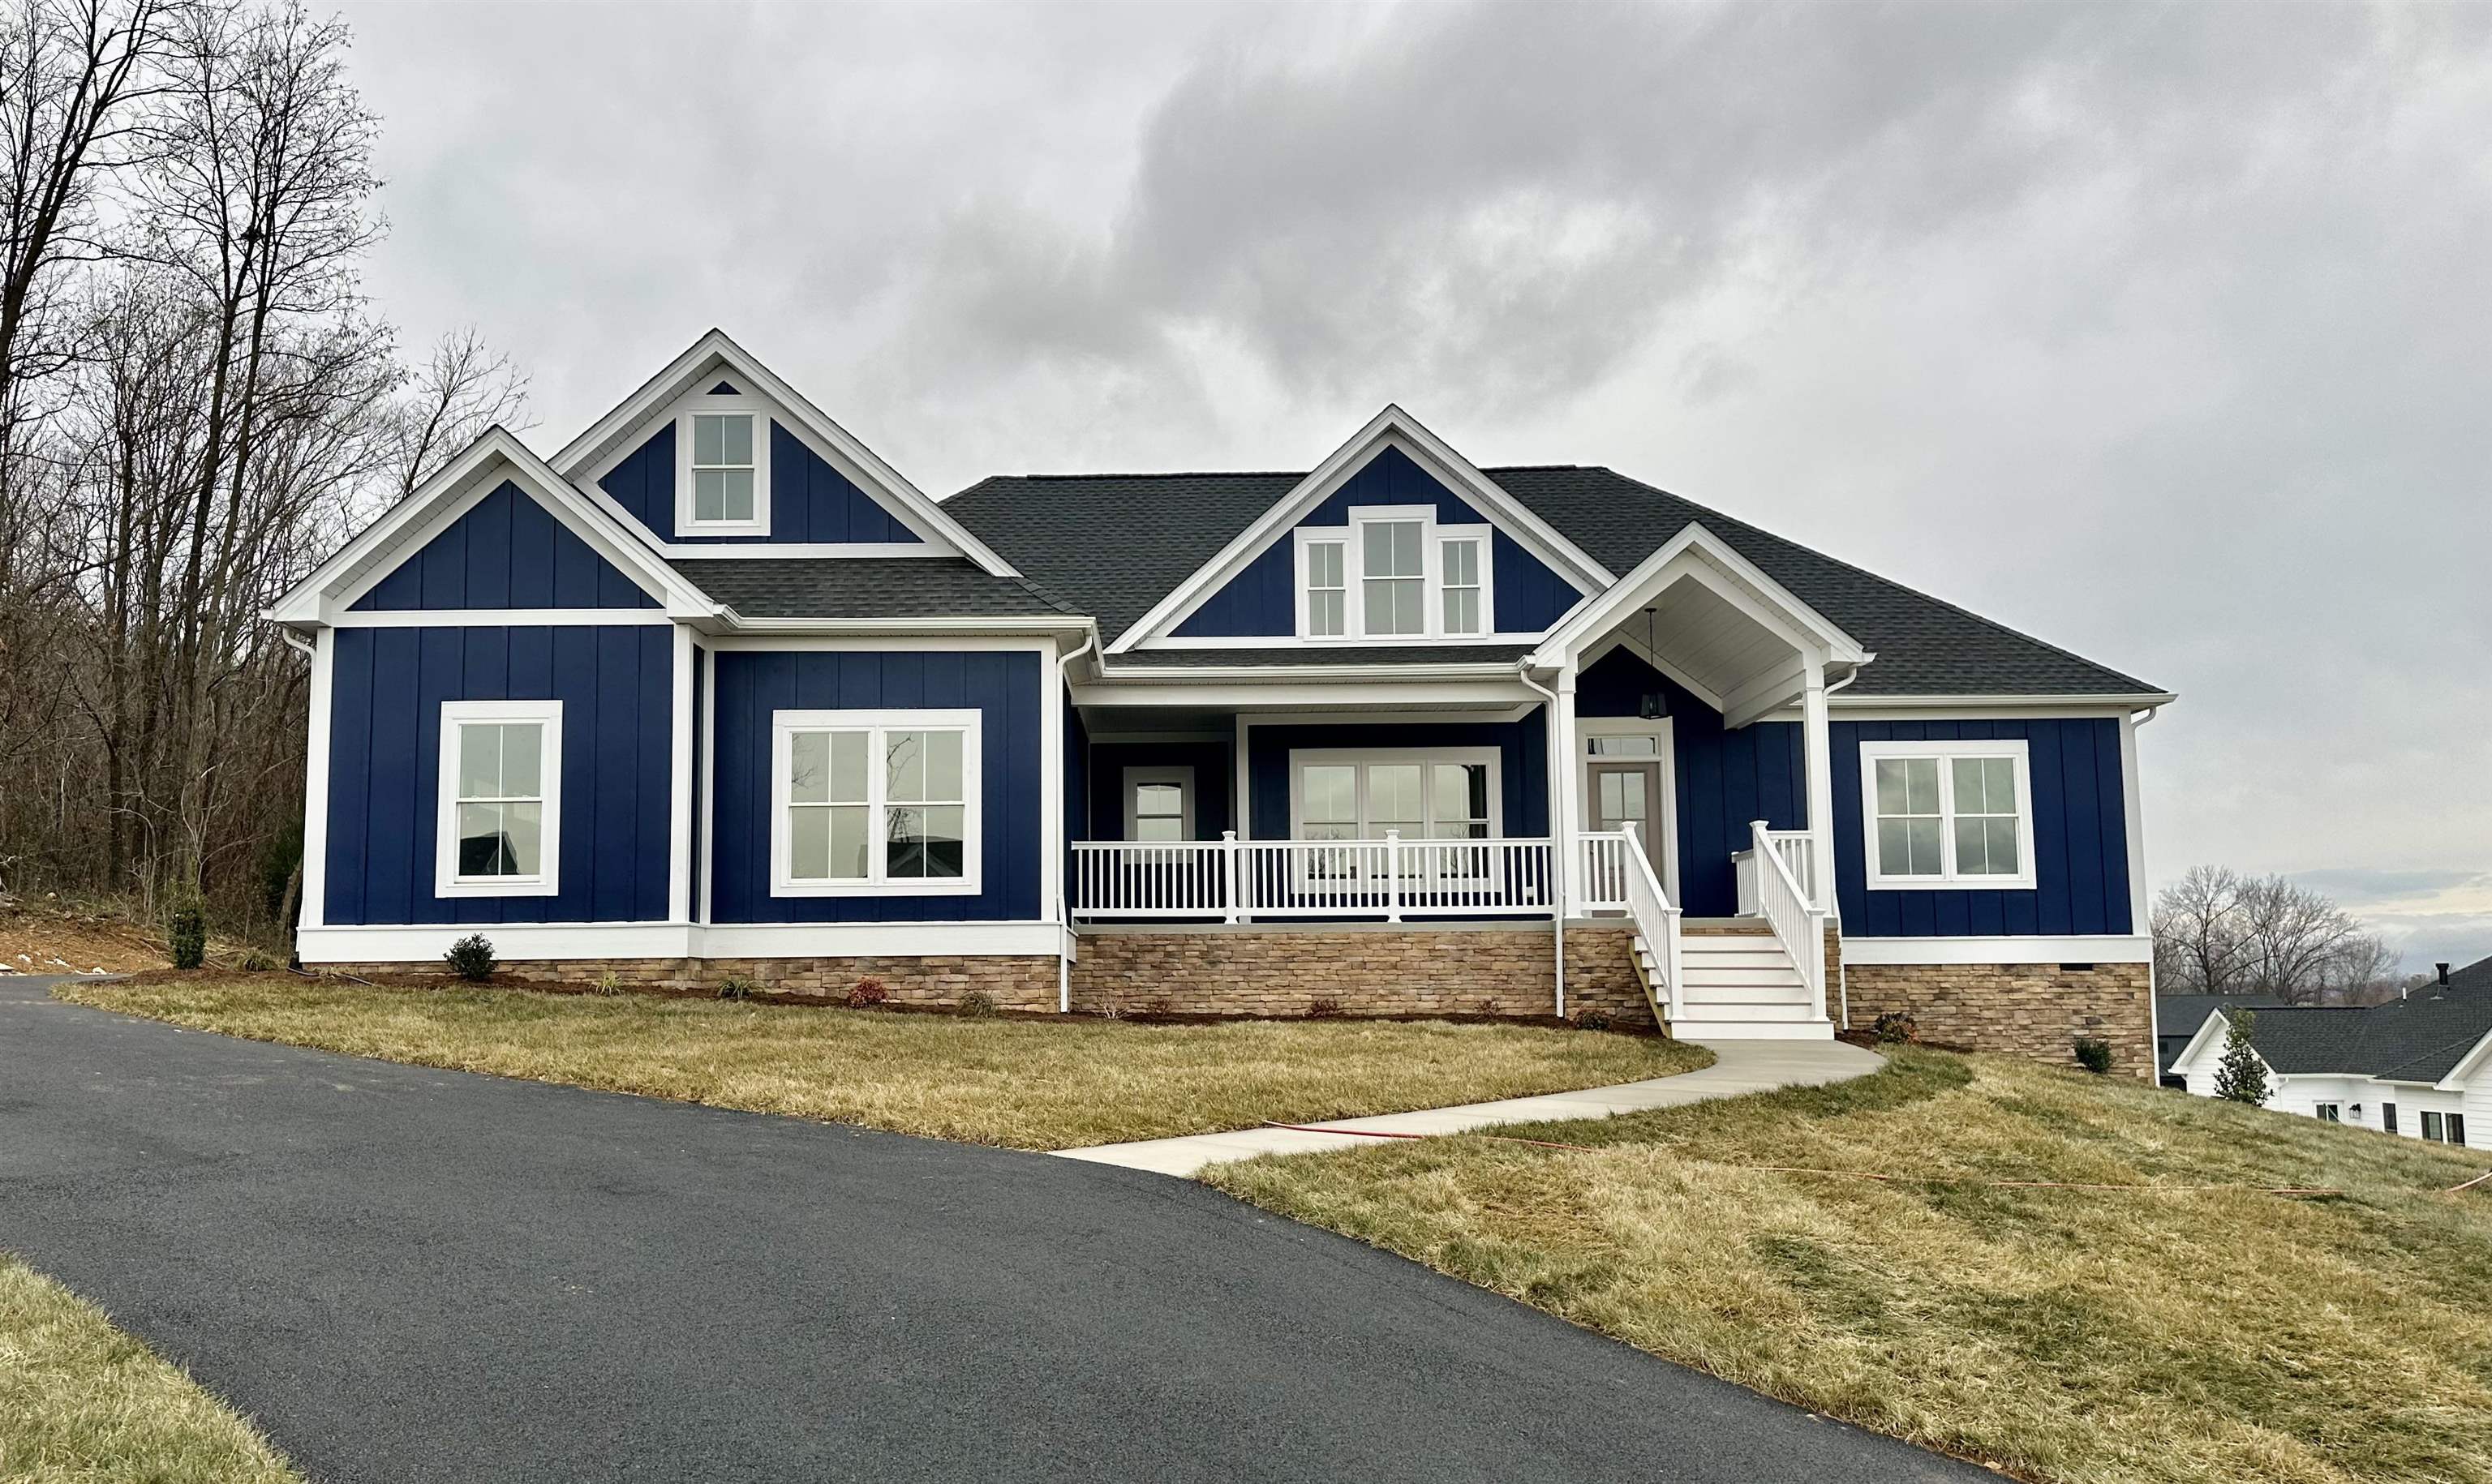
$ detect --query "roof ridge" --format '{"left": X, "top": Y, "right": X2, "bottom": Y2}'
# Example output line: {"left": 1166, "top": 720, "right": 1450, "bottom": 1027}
{"left": 1588, "top": 468, "right": 2159, "bottom": 694}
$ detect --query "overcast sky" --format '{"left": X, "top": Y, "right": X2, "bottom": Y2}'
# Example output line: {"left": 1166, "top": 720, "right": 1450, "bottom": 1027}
{"left": 336, "top": 0, "right": 2491, "bottom": 970}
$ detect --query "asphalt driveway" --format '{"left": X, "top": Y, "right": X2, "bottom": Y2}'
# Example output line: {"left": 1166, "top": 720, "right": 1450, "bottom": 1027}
{"left": 0, "top": 977, "right": 1980, "bottom": 1482}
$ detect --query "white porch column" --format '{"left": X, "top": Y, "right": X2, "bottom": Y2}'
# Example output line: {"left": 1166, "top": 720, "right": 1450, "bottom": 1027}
{"left": 668, "top": 624, "right": 695, "bottom": 924}
{"left": 1801, "top": 653, "right": 1834, "bottom": 910}
{"left": 1553, "top": 667, "right": 1582, "bottom": 903}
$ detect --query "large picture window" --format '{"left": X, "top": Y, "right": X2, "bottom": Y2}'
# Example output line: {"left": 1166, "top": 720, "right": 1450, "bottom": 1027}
{"left": 772, "top": 710, "right": 981, "bottom": 895}
{"left": 1292, "top": 506, "right": 1495, "bottom": 642}
{"left": 1859, "top": 739, "right": 2035, "bottom": 890}
{"left": 1288, "top": 749, "right": 1500, "bottom": 843}
{"left": 435, "top": 699, "right": 561, "bottom": 897}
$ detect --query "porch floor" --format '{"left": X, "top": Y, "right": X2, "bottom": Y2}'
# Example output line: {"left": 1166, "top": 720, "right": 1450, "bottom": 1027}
{"left": 1055, "top": 1036, "right": 1884, "bottom": 1177}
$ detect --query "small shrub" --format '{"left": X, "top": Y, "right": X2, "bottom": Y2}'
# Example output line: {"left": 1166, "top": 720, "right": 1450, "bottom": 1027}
{"left": 1306, "top": 998, "right": 1345, "bottom": 1019}
{"left": 1472, "top": 997, "right": 1502, "bottom": 1017}
{"left": 715, "top": 974, "right": 757, "bottom": 1001}
{"left": 237, "top": 946, "right": 279, "bottom": 972}
{"left": 594, "top": 971, "right": 625, "bottom": 997}
{"left": 958, "top": 989, "right": 999, "bottom": 1018}
{"left": 444, "top": 933, "right": 496, "bottom": 982}
{"left": 1872, "top": 1010, "right": 1918, "bottom": 1044}
{"left": 2214, "top": 1010, "right": 2271, "bottom": 1104}
{"left": 168, "top": 903, "right": 206, "bottom": 970}
{"left": 1140, "top": 995, "right": 1175, "bottom": 1018}
{"left": 2073, "top": 1036, "right": 2113, "bottom": 1074}
{"left": 1574, "top": 1006, "right": 1616, "bottom": 1032}
{"left": 846, "top": 976, "right": 889, "bottom": 1008}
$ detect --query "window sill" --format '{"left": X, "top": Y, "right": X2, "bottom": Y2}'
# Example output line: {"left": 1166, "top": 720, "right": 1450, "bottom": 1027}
{"left": 770, "top": 878, "right": 984, "bottom": 898}
{"left": 435, "top": 877, "right": 561, "bottom": 898}
{"left": 1863, "top": 874, "right": 2037, "bottom": 892}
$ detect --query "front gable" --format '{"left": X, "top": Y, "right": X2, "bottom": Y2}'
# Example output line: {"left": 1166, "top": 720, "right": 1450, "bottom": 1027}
{"left": 350, "top": 480, "right": 659, "bottom": 611}
{"left": 1119, "top": 407, "right": 1611, "bottom": 652}
{"left": 553, "top": 330, "right": 1016, "bottom": 571}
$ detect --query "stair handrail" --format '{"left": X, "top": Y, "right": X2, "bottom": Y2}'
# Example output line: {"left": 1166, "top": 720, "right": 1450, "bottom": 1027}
{"left": 1617, "top": 821, "right": 1683, "bottom": 1024}
{"left": 1749, "top": 818, "right": 1828, "bottom": 1022}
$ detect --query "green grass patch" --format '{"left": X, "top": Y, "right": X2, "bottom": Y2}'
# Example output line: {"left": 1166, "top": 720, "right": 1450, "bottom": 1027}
{"left": 1205, "top": 1048, "right": 2492, "bottom": 1484}
{"left": 57, "top": 976, "right": 1708, "bottom": 1152}
{"left": 0, "top": 1254, "right": 299, "bottom": 1483}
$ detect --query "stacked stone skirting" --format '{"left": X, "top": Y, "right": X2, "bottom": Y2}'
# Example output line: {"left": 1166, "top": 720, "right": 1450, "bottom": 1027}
{"left": 1842, "top": 961, "right": 2154, "bottom": 1078}
{"left": 1068, "top": 922, "right": 1652, "bottom": 1027}
{"left": 321, "top": 955, "right": 1060, "bottom": 1011}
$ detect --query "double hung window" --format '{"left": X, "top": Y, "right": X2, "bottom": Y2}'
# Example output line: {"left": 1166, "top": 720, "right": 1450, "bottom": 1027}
{"left": 436, "top": 700, "right": 561, "bottom": 897}
{"left": 1292, "top": 507, "right": 1495, "bottom": 641}
{"left": 1860, "top": 740, "right": 2036, "bottom": 889}
{"left": 674, "top": 397, "right": 771, "bottom": 534}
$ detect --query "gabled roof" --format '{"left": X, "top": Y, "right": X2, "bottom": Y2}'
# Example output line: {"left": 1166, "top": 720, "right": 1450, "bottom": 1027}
{"left": 268, "top": 427, "right": 715, "bottom": 625}
{"left": 668, "top": 558, "right": 1078, "bottom": 621}
{"left": 943, "top": 465, "right": 2164, "bottom": 696}
{"left": 552, "top": 328, "right": 1020, "bottom": 576}
{"left": 2197, "top": 980, "right": 2492, "bottom": 1086}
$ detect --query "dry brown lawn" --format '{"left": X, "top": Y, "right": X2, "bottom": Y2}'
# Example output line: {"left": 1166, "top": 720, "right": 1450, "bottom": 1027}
{"left": 57, "top": 976, "right": 1708, "bottom": 1150}
{"left": 0, "top": 1255, "right": 300, "bottom": 1484}
{"left": 1207, "top": 1048, "right": 2492, "bottom": 1484}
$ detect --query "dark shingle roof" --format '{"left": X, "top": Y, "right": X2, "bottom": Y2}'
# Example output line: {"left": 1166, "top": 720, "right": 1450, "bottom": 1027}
{"left": 941, "top": 465, "right": 2160, "bottom": 696}
{"left": 2156, "top": 994, "right": 2287, "bottom": 1076}
{"left": 669, "top": 558, "right": 1076, "bottom": 620}
{"left": 2212, "top": 982, "right": 2492, "bottom": 1083}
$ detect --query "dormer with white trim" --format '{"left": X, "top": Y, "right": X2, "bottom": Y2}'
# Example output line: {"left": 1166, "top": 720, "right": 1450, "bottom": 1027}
{"left": 1114, "top": 407, "right": 1610, "bottom": 652}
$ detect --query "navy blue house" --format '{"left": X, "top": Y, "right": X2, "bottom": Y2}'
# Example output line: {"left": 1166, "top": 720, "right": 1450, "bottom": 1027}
{"left": 271, "top": 332, "right": 2174, "bottom": 1068}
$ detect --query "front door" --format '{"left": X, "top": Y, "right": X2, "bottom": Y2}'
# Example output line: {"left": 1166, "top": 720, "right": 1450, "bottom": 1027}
{"left": 1589, "top": 761, "right": 1665, "bottom": 869}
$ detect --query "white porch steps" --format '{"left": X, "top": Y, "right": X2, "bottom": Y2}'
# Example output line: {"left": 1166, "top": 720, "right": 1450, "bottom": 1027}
{"left": 1631, "top": 921, "right": 1835, "bottom": 1041}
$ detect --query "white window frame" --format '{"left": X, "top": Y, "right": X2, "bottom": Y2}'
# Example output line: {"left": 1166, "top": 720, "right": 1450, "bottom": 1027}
{"left": 770, "top": 708, "right": 982, "bottom": 897}
{"left": 1301, "top": 537, "right": 1347, "bottom": 638}
{"left": 1123, "top": 766, "right": 1195, "bottom": 842}
{"left": 1858, "top": 738, "right": 2037, "bottom": 891}
{"left": 674, "top": 395, "right": 772, "bottom": 537}
{"left": 1286, "top": 747, "right": 1505, "bottom": 841}
{"left": 2314, "top": 1101, "right": 2342, "bottom": 1123}
{"left": 434, "top": 699, "right": 562, "bottom": 898}
{"left": 1291, "top": 505, "right": 1496, "bottom": 642}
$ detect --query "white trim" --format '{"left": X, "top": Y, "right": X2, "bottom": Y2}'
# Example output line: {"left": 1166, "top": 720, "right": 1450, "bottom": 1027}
{"left": 708, "top": 627, "right": 1077, "bottom": 645}
{"left": 433, "top": 699, "right": 564, "bottom": 899}
{"left": 1578, "top": 715, "right": 1679, "bottom": 902}
{"left": 1110, "top": 408, "right": 1610, "bottom": 653}
{"left": 2165, "top": 1010, "right": 2233, "bottom": 1077}
{"left": 655, "top": 543, "right": 937, "bottom": 560}
{"left": 707, "top": 634, "right": 1057, "bottom": 653}
{"left": 697, "top": 636, "right": 716, "bottom": 925}
{"left": 1824, "top": 694, "right": 2177, "bottom": 715}
{"left": 1041, "top": 661, "right": 1065, "bottom": 928}
{"left": 266, "top": 428, "right": 716, "bottom": 627}
{"left": 1234, "top": 714, "right": 1252, "bottom": 840}
{"left": 668, "top": 625, "right": 694, "bottom": 923}
{"left": 1079, "top": 679, "right": 1536, "bottom": 710}
{"left": 1840, "top": 934, "right": 2155, "bottom": 965}
{"left": 1858, "top": 738, "right": 2039, "bottom": 891}
{"left": 1135, "top": 632, "right": 1552, "bottom": 651}
{"left": 332, "top": 608, "right": 673, "bottom": 628}
{"left": 1123, "top": 766, "right": 1197, "bottom": 841}
{"left": 299, "top": 629, "right": 333, "bottom": 931}
{"left": 552, "top": 328, "right": 1017, "bottom": 577}
{"left": 1581, "top": 630, "right": 1728, "bottom": 714}
{"left": 2120, "top": 710, "right": 2151, "bottom": 934}
{"left": 1531, "top": 521, "right": 1870, "bottom": 671}
{"left": 295, "top": 920, "right": 1064, "bottom": 963}
{"left": 769, "top": 708, "right": 984, "bottom": 897}
{"left": 1284, "top": 746, "right": 1505, "bottom": 840}
{"left": 672, "top": 396, "right": 771, "bottom": 537}
{"left": 1235, "top": 706, "right": 1536, "bottom": 727}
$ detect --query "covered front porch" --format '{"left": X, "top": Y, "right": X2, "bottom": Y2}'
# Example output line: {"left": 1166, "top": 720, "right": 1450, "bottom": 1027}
{"left": 1064, "top": 526, "right": 1868, "bottom": 1040}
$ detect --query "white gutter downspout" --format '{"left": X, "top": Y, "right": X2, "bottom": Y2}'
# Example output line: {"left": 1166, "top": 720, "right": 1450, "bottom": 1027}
{"left": 1824, "top": 663, "right": 1861, "bottom": 1030}
{"left": 1055, "top": 628, "right": 1100, "bottom": 1014}
{"left": 1517, "top": 659, "right": 1567, "bottom": 1019}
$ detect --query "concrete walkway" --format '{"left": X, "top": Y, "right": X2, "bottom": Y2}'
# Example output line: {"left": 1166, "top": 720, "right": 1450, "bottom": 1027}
{"left": 1057, "top": 1036, "right": 1887, "bottom": 1177}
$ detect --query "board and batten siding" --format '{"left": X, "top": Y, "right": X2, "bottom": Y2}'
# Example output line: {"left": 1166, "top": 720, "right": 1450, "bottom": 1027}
{"left": 597, "top": 418, "right": 925, "bottom": 546}
{"left": 1244, "top": 717, "right": 1550, "bottom": 843}
{"left": 1173, "top": 447, "right": 1582, "bottom": 638}
{"left": 350, "top": 481, "right": 657, "bottom": 611}
{"left": 707, "top": 648, "right": 1042, "bottom": 923}
{"left": 1577, "top": 646, "right": 1804, "bottom": 917}
{"left": 324, "top": 624, "right": 674, "bottom": 924}
{"left": 1829, "top": 717, "right": 2134, "bottom": 937}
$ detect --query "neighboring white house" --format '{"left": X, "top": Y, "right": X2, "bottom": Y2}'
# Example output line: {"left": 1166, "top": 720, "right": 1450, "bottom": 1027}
{"left": 2168, "top": 956, "right": 2492, "bottom": 1148}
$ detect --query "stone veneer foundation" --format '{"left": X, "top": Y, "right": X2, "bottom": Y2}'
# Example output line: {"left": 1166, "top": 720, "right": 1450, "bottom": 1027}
{"left": 1068, "top": 921, "right": 1652, "bottom": 1027}
{"left": 1841, "top": 961, "right": 2155, "bottom": 1078}
{"left": 324, "top": 955, "right": 1059, "bottom": 1010}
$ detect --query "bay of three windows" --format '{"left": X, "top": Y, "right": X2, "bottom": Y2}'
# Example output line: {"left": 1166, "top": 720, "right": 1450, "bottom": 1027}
{"left": 1300, "top": 509, "right": 1490, "bottom": 641}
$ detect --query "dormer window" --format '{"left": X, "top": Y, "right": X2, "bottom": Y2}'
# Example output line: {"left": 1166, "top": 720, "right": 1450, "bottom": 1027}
{"left": 674, "top": 397, "right": 771, "bottom": 535}
{"left": 1293, "top": 505, "right": 1495, "bottom": 642}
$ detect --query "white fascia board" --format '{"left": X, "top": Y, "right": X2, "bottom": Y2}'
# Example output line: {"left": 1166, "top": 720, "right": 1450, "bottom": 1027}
{"left": 1106, "top": 405, "right": 1613, "bottom": 655}
{"left": 550, "top": 328, "right": 1020, "bottom": 578}
{"left": 2166, "top": 1009, "right": 2234, "bottom": 1074}
{"left": 265, "top": 427, "right": 718, "bottom": 628}
{"left": 713, "top": 614, "right": 1096, "bottom": 637}
{"left": 2434, "top": 1028, "right": 2492, "bottom": 1090}
{"left": 1076, "top": 677, "right": 1536, "bottom": 709}
{"left": 1825, "top": 693, "right": 2181, "bottom": 714}
{"left": 1530, "top": 522, "right": 1869, "bottom": 671}
{"left": 655, "top": 543, "right": 945, "bottom": 560}
{"left": 1839, "top": 934, "right": 2156, "bottom": 964}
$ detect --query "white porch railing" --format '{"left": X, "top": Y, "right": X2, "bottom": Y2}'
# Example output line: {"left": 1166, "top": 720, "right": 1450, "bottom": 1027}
{"left": 1617, "top": 821, "right": 1683, "bottom": 1023}
{"left": 1070, "top": 833, "right": 1574, "bottom": 922}
{"left": 1577, "top": 831, "right": 1631, "bottom": 911}
{"left": 1733, "top": 829, "right": 1820, "bottom": 912}
{"left": 1747, "top": 818, "right": 1828, "bottom": 1022}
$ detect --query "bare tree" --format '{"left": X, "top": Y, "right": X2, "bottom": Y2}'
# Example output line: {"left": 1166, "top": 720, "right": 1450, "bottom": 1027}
{"left": 387, "top": 325, "right": 527, "bottom": 500}
{"left": 2151, "top": 865, "right": 2400, "bottom": 1005}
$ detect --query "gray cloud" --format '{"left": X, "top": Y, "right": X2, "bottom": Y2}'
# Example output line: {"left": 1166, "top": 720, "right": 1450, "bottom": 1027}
{"left": 337, "top": 0, "right": 2492, "bottom": 959}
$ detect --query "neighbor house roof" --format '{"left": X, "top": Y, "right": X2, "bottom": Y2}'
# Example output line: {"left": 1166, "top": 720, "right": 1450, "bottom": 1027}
{"left": 2207, "top": 980, "right": 2492, "bottom": 1085}
{"left": 2155, "top": 994, "right": 2286, "bottom": 1076}
{"left": 941, "top": 465, "right": 2161, "bottom": 696}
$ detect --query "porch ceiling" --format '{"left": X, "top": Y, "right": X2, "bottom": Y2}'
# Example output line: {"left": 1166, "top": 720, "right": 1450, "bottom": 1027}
{"left": 1596, "top": 579, "right": 1814, "bottom": 723}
